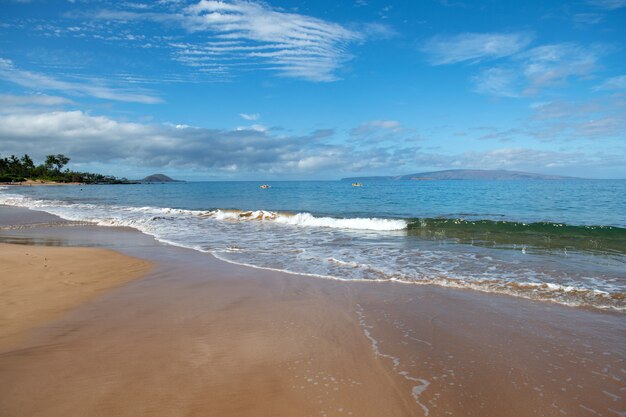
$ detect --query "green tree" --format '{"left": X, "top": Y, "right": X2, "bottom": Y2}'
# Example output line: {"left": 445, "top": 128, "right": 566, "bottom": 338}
{"left": 43, "top": 154, "right": 69, "bottom": 174}
{"left": 20, "top": 154, "right": 35, "bottom": 176}
{"left": 45, "top": 154, "right": 58, "bottom": 171}
{"left": 8, "top": 155, "right": 20, "bottom": 173}
{"left": 54, "top": 154, "right": 70, "bottom": 171}
{"left": 0, "top": 156, "right": 8, "bottom": 175}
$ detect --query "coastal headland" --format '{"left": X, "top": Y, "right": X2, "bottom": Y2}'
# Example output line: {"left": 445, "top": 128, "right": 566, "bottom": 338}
{"left": 0, "top": 205, "right": 623, "bottom": 417}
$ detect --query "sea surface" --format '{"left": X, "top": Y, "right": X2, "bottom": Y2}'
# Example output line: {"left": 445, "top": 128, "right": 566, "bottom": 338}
{"left": 1, "top": 180, "right": 625, "bottom": 311}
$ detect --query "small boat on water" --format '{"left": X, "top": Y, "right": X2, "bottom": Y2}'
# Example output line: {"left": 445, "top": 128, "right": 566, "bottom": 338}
{"left": 260, "top": 184, "right": 271, "bottom": 189}
{"left": 351, "top": 183, "right": 363, "bottom": 187}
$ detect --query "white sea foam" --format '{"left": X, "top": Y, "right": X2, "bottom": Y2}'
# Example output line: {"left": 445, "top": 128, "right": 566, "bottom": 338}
{"left": 0, "top": 191, "right": 405, "bottom": 232}
{"left": 0, "top": 188, "right": 624, "bottom": 311}
{"left": 205, "top": 209, "right": 407, "bottom": 231}
{"left": 272, "top": 212, "right": 407, "bottom": 230}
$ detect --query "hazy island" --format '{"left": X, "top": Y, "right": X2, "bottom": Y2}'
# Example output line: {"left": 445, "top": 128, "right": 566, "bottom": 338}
{"left": 140, "top": 174, "right": 183, "bottom": 183}
{"left": 342, "top": 169, "right": 578, "bottom": 182}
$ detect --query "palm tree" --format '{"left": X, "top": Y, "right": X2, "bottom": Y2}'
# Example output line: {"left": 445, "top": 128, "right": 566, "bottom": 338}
{"left": 8, "top": 155, "right": 20, "bottom": 174}
{"left": 20, "top": 154, "right": 35, "bottom": 176}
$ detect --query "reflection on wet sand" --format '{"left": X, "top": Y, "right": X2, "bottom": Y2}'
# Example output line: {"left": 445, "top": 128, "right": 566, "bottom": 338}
{"left": 0, "top": 206, "right": 624, "bottom": 417}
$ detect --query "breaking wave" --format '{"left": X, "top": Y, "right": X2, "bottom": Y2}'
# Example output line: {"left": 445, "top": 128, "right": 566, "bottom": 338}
{"left": 0, "top": 189, "right": 624, "bottom": 311}
{"left": 205, "top": 209, "right": 408, "bottom": 230}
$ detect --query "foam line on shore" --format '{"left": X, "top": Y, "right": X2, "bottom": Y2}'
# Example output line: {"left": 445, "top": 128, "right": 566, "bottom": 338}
{"left": 356, "top": 304, "right": 431, "bottom": 415}
{"left": 1, "top": 189, "right": 624, "bottom": 311}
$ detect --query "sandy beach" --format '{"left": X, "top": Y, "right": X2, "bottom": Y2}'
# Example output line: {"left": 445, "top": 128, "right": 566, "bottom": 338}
{"left": 0, "top": 180, "right": 86, "bottom": 186}
{"left": 0, "top": 242, "right": 151, "bottom": 349}
{"left": 0, "top": 205, "right": 624, "bottom": 417}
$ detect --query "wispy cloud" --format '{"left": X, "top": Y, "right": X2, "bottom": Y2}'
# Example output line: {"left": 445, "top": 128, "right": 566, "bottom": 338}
{"left": 0, "top": 94, "right": 73, "bottom": 107}
{"left": 0, "top": 58, "right": 161, "bottom": 104}
{"left": 88, "top": 0, "right": 362, "bottom": 82}
{"left": 349, "top": 120, "right": 420, "bottom": 145}
{"left": 594, "top": 75, "right": 626, "bottom": 91}
{"left": 235, "top": 123, "right": 267, "bottom": 132}
{"left": 446, "top": 148, "right": 599, "bottom": 170}
{"left": 421, "top": 28, "right": 606, "bottom": 98}
{"left": 472, "top": 67, "right": 520, "bottom": 97}
{"left": 353, "top": 120, "right": 403, "bottom": 133}
{"left": 236, "top": 112, "right": 265, "bottom": 131}
{"left": 572, "top": 13, "right": 604, "bottom": 26}
{"left": 529, "top": 100, "right": 626, "bottom": 140}
{"left": 356, "top": 22, "right": 397, "bottom": 40}
{"left": 0, "top": 93, "right": 74, "bottom": 115}
{"left": 385, "top": 146, "right": 621, "bottom": 176}
{"left": 239, "top": 112, "right": 260, "bottom": 121}
{"left": 471, "top": 43, "right": 604, "bottom": 97}
{"left": 515, "top": 43, "right": 601, "bottom": 94}
{"left": 420, "top": 32, "right": 534, "bottom": 65}
{"left": 476, "top": 99, "right": 625, "bottom": 142}
{"left": 586, "top": 0, "right": 626, "bottom": 9}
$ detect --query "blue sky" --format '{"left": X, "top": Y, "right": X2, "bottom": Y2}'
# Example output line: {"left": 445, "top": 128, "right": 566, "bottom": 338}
{"left": 0, "top": 0, "right": 625, "bottom": 180}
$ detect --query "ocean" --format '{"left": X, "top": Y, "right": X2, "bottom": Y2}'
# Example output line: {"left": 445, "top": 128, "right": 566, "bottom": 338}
{"left": 1, "top": 179, "right": 625, "bottom": 311}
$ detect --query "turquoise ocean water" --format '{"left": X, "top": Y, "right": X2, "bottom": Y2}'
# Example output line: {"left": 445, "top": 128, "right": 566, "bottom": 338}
{"left": 1, "top": 179, "right": 625, "bottom": 310}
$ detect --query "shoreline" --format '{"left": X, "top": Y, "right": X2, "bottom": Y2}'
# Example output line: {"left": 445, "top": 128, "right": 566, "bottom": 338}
{"left": 0, "top": 179, "right": 86, "bottom": 186}
{"left": 1, "top": 205, "right": 624, "bottom": 416}
{"left": 1, "top": 195, "right": 623, "bottom": 312}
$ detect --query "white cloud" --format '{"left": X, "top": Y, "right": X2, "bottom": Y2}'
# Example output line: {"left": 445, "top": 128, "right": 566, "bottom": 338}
{"left": 350, "top": 120, "right": 404, "bottom": 144}
{"left": 420, "top": 32, "right": 534, "bottom": 65}
{"left": 476, "top": 99, "right": 625, "bottom": 142}
{"left": 0, "top": 58, "right": 161, "bottom": 104}
{"left": 91, "top": 0, "right": 361, "bottom": 82}
{"left": 239, "top": 112, "right": 259, "bottom": 121}
{"left": 368, "top": 120, "right": 402, "bottom": 130}
{"left": 235, "top": 123, "right": 267, "bottom": 132}
{"left": 294, "top": 154, "right": 342, "bottom": 171}
{"left": 472, "top": 43, "right": 603, "bottom": 97}
{"left": 349, "top": 120, "right": 412, "bottom": 144}
{"left": 1, "top": 107, "right": 621, "bottom": 178}
{"left": 409, "top": 147, "right": 625, "bottom": 176}
{"left": 472, "top": 67, "right": 520, "bottom": 98}
{"left": 122, "top": 2, "right": 151, "bottom": 10}
{"left": 356, "top": 120, "right": 403, "bottom": 132}
{"left": 0, "top": 93, "right": 74, "bottom": 115}
{"left": 0, "top": 110, "right": 346, "bottom": 174}
{"left": 421, "top": 29, "right": 605, "bottom": 98}
{"left": 516, "top": 43, "right": 601, "bottom": 94}
{"left": 453, "top": 148, "right": 587, "bottom": 169}
{"left": 0, "top": 94, "right": 73, "bottom": 107}
{"left": 356, "top": 22, "right": 397, "bottom": 40}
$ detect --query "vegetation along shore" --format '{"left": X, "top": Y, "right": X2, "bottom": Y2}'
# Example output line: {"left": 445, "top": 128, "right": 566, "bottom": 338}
{"left": 0, "top": 154, "right": 134, "bottom": 185}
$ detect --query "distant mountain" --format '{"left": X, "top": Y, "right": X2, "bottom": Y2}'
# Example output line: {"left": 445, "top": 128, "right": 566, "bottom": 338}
{"left": 342, "top": 169, "right": 578, "bottom": 181}
{"left": 141, "top": 174, "right": 183, "bottom": 183}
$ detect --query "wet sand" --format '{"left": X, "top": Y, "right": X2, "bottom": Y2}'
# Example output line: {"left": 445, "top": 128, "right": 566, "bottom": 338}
{"left": 0, "top": 206, "right": 624, "bottom": 417}
{"left": 0, "top": 243, "right": 151, "bottom": 349}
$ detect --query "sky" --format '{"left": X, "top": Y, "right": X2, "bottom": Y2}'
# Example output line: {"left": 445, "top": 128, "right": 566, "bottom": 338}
{"left": 0, "top": 0, "right": 625, "bottom": 180}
